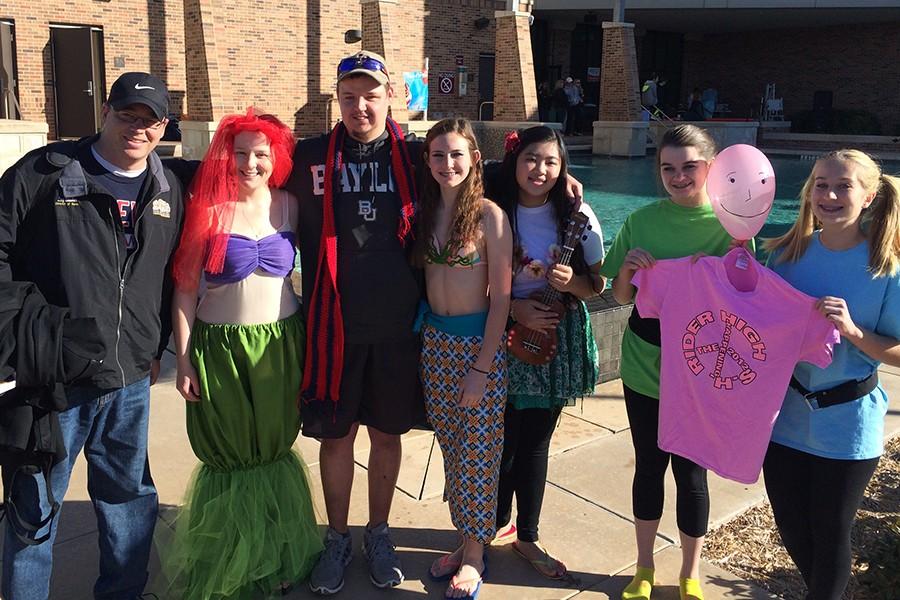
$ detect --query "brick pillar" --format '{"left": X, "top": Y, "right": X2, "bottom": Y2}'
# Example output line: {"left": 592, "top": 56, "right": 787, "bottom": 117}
{"left": 360, "top": 0, "right": 408, "bottom": 124}
{"left": 493, "top": 2, "right": 539, "bottom": 122}
{"left": 182, "top": 0, "right": 226, "bottom": 122}
{"left": 599, "top": 22, "right": 641, "bottom": 122}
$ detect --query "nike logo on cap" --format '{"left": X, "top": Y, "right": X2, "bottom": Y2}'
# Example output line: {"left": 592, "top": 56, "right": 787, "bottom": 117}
{"left": 134, "top": 84, "right": 155, "bottom": 90}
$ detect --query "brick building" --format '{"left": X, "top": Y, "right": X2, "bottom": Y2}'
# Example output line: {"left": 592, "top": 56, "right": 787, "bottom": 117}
{"left": 531, "top": 2, "right": 900, "bottom": 136}
{"left": 0, "top": 0, "right": 187, "bottom": 140}
{"left": 1, "top": 0, "right": 509, "bottom": 139}
{"left": 679, "top": 21, "right": 900, "bottom": 134}
{"left": 3, "top": 1, "right": 898, "bottom": 141}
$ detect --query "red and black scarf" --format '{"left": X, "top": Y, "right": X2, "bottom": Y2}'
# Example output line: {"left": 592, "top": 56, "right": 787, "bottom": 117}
{"left": 301, "top": 118, "right": 417, "bottom": 413}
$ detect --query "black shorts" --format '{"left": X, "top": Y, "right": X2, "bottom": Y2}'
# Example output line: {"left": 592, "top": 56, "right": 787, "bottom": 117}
{"left": 300, "top": 335, "right": 425, "bottom": 439}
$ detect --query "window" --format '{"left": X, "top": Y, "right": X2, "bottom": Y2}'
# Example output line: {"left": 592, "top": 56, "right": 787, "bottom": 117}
{"left": 0, "top": 19, "right": 20, "bottom": 119}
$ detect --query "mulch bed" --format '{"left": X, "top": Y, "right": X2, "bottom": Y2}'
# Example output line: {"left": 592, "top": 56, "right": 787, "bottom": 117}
{"left": 705, "top": 436, "right": 900, "bottom": 599}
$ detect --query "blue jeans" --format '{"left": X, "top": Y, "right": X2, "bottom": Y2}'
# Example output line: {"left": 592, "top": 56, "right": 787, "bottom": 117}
{"left": 2, "top": 377, "right": 158, "bottom": 600}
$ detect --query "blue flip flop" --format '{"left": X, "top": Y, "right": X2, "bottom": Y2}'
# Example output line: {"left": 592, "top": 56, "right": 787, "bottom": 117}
{"left": 445, "top": 555, "right": 488, "bottom": 600}
{"left": 462, "top": 578, "right": 482, "bottom": 600}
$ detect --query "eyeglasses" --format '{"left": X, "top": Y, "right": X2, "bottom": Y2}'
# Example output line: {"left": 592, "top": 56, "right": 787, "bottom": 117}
{"left": 114, "top": 110, "right": 166, "bottom": 130}
{"left": 337, "top": 54, "right": 390, "bottom": 81}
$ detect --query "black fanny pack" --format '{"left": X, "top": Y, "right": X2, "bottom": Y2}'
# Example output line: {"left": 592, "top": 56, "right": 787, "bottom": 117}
{"left": 789, "top": 372, "right": 879, "bottom": 409}
{"left": 628, "top": 306, "right": 661, "bottom": 347}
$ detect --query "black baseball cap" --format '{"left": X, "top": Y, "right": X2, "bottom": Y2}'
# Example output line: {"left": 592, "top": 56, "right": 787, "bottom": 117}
{"left": 107, "top": 72, "right": 169, "bottom": 120}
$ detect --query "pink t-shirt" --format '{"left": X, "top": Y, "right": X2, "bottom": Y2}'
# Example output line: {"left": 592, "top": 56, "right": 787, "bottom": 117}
{"left": 631, "top": 248, "right": 839, "bottom": 483}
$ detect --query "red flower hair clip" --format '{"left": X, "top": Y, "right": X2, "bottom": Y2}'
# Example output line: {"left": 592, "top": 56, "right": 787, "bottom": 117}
{"left": 504, "top": 130, "right": 521, "bottom": 154}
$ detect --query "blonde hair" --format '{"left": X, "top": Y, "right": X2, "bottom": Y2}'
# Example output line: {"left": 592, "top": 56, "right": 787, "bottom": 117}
{"left": 764, "top": 149, "right": 900, "bottom": 277}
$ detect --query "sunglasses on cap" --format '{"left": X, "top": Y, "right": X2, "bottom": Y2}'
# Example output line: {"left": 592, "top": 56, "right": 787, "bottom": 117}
{"left": 337, "top": 55, "right": 390, "bottom": 80}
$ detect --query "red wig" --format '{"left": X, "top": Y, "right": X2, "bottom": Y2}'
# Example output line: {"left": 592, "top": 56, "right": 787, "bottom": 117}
{"left": 172, "top": 108, "right": 296, "bottom": 291}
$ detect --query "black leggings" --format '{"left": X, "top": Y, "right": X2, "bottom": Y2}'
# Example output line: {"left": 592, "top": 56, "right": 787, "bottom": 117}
{"left": 763, "top": 442, "right": 878, "bottom": 600}
{"left": 623, "top": 385, "right": 710, "bottom": 538}
{"left": 495, "top": 403, "right": 562, "bottom": 543}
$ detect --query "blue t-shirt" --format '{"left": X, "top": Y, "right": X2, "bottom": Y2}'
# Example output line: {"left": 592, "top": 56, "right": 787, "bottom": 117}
{"left": 767, "top": 231, "right": 900, "bottom": 459}
{"left": 83, "top": 147, "right": 147, "bottom": 252}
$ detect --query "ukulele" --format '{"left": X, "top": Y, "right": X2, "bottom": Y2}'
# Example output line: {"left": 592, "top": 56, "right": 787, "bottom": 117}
{"left": 507, "top": 212, "right": 590, "bottom": 366}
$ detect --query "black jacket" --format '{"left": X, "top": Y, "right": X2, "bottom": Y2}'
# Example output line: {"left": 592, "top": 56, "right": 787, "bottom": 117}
{"left": 0, "top": 280, "right": 106, "bottom": 459}
{"left": 0, "top": 136, "right": 186, "bottom": 390}
{"left": 0, "top": 281, "right": 106, "bottom": 545}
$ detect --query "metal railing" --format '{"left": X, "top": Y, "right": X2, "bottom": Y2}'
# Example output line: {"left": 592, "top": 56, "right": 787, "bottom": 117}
{"left": 640, "top": 104, "right": 675, "bottom": 124}
{"left": 478, "top": 101, "right": 494, "bottom": 121}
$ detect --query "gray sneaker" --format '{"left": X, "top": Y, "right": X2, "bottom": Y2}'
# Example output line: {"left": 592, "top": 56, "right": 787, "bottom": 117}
{"left": 363, "top": 522, "right": 404, "bottom": 588}
{"left": 309, "top": 527, "right": 353, "bottom": 595}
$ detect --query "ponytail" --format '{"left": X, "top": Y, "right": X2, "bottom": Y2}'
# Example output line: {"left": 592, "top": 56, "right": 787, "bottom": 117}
{"left": 764, "top": 149, "right": 900, "bottom": 277}
{"left": 866, "top": 172, "right": 900, "bottom": 277}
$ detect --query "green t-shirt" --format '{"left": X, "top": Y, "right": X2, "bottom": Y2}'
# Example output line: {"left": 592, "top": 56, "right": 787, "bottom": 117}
{"left": 599, "top": 199, "right": 755, "bottom": 398}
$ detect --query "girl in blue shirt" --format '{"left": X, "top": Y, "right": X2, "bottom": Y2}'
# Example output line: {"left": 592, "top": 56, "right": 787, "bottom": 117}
{"left": 764, "top": 149, "right": 900, "bottom": 600}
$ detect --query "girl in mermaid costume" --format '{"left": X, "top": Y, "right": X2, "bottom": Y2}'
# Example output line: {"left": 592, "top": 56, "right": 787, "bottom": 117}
{"left": 166, "top": 109, "right": 321, "bottom": 599}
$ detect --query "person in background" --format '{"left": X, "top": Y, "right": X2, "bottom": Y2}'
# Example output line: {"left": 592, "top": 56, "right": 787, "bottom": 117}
{"left": 563, "top": 77, "right": 583, "bottom": 136}
{"left": 641, "top": 73, "right": 660, "bottom": 112}
{"left": 700, "top": 87, "right": 717, "bottom": 120}
{"left": 683, "top": 88, "right": 705, "bottom": 121}
{"left": 549, "top": 79, "right": 569, "bottom": 130}
{"left": 573, "top": 79, "right": 586, "bottom": 133}
{"left": 537, "top": 81, "right": 552, "bottom": 123}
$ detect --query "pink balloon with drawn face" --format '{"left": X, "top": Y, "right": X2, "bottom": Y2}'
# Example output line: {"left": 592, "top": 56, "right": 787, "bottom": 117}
{"left": 707, "top": 144, "right": 776, "bottom": 240}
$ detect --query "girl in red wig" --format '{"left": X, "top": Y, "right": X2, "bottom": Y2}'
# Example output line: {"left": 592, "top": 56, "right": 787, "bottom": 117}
{"left": 165, "top": 109, "right": 321, "bottom": 598}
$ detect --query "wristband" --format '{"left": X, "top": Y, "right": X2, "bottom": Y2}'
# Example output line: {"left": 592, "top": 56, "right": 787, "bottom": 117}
{"left": 470, "top": 366, "right": 489, "bottom": 375}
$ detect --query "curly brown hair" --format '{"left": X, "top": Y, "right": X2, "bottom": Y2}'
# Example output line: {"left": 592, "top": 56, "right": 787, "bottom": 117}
{"left": 414, "top": 118, "right": 485, "bottom": 266}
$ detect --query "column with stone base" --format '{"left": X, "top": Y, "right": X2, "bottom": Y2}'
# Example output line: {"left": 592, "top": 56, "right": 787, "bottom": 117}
{"left": 493, "top": 2, "right": 538, "bottom": 122}
{"left": 360, "top": 0, "right": 408, "bottom": 124}
{"left": 181, "top": 0, "right": 225, "bottom": 159}
{"left": 593, "top": 21, "right": 647, "bottom": 157}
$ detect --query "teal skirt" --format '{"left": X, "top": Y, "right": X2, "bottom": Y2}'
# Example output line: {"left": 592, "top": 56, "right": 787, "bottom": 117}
{"left": 507, "top": 301, "right": 600, "bottom": 410}
{"left": 162, "top": 313, "right": 322, "bottom": 599}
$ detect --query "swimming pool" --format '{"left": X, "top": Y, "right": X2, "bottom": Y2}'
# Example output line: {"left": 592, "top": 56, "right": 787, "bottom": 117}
{"left": 572, "top": 154, "right": 900, "bottom": 253}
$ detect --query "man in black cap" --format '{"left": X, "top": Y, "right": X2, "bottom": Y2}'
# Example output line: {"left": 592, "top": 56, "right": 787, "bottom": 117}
{"left": 0, "top": 71, "right": 186, "bottom": 599}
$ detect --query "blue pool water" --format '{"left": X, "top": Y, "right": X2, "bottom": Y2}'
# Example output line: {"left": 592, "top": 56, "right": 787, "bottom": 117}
{"left": 571, "top": 154, "right": 900, "bottom": 253}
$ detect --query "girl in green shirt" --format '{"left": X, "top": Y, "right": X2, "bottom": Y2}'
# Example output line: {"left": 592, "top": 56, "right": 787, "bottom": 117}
{"left": 599, "top": 125, "right": 742, "bottom": 600}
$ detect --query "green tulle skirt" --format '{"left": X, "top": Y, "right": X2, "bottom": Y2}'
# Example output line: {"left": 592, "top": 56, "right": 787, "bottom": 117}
{"left": 162, "top": 313, "right": 323, "bottom": 599}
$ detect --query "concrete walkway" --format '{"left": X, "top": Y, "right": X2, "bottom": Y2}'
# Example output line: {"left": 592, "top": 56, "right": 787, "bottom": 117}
{"left": 6, "top": 360, "right": 900, "bottom": 599}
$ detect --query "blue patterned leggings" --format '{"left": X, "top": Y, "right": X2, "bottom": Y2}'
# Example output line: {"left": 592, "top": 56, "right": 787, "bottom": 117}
{"left": 421, "top": 324, "right": 507, "bottom": 544}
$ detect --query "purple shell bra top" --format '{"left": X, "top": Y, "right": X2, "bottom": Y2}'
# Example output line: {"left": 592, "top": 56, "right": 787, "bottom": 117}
{"left": 205, "top": 231, "right": 297, "bottom": 284}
